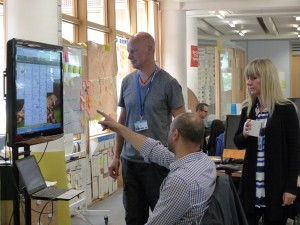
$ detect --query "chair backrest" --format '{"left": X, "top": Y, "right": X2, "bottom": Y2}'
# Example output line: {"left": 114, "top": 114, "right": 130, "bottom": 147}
{"left": 199, "top": 174, "right": 248, "bottom": 225}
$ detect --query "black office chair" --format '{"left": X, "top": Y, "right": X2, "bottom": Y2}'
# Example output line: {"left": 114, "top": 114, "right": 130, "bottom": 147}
{"left": 194, "top": 166, "right": 248, "bottom": 225}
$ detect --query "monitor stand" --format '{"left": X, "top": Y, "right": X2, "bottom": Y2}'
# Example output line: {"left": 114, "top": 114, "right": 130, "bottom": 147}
{"left": 12, "top": 145, "right": 31, "bottom": 225}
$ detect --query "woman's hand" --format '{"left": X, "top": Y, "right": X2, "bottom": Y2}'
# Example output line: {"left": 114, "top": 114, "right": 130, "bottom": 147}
{"left": 243, "top": 119, "right": 252, "bottom": 137}
{"left": 282, "top": 192, "right": 296, "bottom": 206}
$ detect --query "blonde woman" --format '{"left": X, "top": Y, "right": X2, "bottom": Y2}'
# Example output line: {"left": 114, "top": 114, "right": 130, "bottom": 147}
{"left": 234, "top": 58, "right": 300, "bottom": 225}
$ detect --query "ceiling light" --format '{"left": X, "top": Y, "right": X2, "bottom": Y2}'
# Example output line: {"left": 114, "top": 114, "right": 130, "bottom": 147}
{"left": 298, "top": 34, "right": 300, "bottom": 38}
{"left": 229, "top": 21, "right": 235, "bottom": 27}
{"left": 216, "top": 14, "right": 224, "bottom": 19}
{"left": 216, "top": 11, "right": 225, "bottom": 19}
{"left": 296, "top": 16, "right": 300, "bottom": 21}
{"left": 239, "top": 31, "right": 245, "bottom": 36}
{"left": 297, "top": 27, "right": 300, "bottom": 30}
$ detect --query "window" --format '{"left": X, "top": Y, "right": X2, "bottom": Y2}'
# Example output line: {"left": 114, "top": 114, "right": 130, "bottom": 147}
{"left": 116, "top": 0, "right": 130, "bottom": 33}
{"left": 62, "top": 22, "right": 75, "bottom": 43}
{"left": 88, "top": 28, "right": 106, "bottom": 44}
{"left": 220, "top": 48, "right": 233, "bottom": 119}
{"left": 137, "top": 0, "right": 147, "bottom": 32}
{"left": 61, "top": 0, "right": 78, "bottom": 43}
{"left": 87, "top": 0, "right": 106, "bottom": 25}
{"left": 61, "top": 0, "right": 75, "bottom": 16}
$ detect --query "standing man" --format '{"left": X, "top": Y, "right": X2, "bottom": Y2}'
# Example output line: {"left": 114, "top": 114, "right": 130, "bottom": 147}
{"left": 195, "top": 103, "right": 209, "bottom": 152}
{"left": 109, "top": 32, "right": 185, "bottom": 225}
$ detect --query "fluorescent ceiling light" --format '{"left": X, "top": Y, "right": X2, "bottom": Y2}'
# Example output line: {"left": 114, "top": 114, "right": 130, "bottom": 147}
{"left": 297, "top": 27, "right": 300, "bottom": 30}
{"left": 216, "top": 14, "right": 224, "bottom": 19}
{"left": 216, "top": 11, "right": 226, "bottom": 19}
{"left": 296, "top": 16, "right": 300, "bottom": 20}
{"left": 239, "top": 31, "right": 245, "bottom": 36}
{"left": 229, "top": 21, "right": 235, "bottom": 27}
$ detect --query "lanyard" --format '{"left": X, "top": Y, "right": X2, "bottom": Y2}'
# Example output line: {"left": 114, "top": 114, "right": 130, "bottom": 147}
{"left": 136, "top": 66, "right": 158, "bottom": 120}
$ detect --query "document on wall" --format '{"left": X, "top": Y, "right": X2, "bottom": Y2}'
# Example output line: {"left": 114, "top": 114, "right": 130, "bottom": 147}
{"left": 63, "top": 45, "right": 84, "bottom": 134}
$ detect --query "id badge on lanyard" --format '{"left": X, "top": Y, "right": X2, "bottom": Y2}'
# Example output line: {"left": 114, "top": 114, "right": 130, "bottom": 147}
{"left": 134, "top": 119, "right": 148, "bottom": 132}
{"left": 134, "top": 67, "right": 157, "bottom": 132}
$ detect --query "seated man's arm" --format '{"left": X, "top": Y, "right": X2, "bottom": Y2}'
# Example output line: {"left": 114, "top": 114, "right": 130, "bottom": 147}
{"left": 98, "top": 110, "right": 147, "bottom": 150}
{"left": 140, "top": 138, "right": 175, "bottom": 168}
{"left": 97, "top": 110, "right": 175, "bottom": 167}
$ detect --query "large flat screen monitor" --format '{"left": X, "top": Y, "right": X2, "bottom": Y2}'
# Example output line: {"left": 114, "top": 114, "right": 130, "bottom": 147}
{"left": 224, "top": 114, "right": 241, "bottom": 149}
{"left": 5, "top": 38, "right": 64, "bottom": 147}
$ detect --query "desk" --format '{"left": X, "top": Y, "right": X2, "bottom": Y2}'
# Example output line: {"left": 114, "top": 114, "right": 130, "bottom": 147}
{"left": 217, "top": 169, "right": 242, "bottom": 178}
{"left": 209, "top": 156, "right": 300, "bottom": 186}
{"left": 209, "top": 156, "right": 242, "bottom": 178}
{"left": 223, "top": 149, "right": 246, "bottom": 159}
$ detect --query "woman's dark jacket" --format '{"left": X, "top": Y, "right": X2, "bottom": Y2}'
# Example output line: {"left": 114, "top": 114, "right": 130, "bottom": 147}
{"left": 234, "top": 102, "right": 300, "bottom": 220}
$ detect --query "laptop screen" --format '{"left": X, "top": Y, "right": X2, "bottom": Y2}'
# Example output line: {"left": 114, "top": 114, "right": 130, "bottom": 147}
{"left": 15, "top": 155, "right": 47, "bottom": 195}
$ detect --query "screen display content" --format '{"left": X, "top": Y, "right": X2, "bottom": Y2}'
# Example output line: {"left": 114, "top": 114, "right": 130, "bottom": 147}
{"left": 224, "top": 114, "right": 241, "bottom": 149}
{"left": 5, "top": 39, "right": 64, "bottom": 147}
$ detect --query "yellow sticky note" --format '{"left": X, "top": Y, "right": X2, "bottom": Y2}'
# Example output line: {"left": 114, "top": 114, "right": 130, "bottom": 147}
{"left": 99, "top": 156, "right": 104, "bottom": 166}
{"left": 95, "top": 114, "right": 103, "bottom": 121}
{"left": 63, "top": 64, "right": 67, "bottom": 72}
{"left": 73, "top": 66, "right": 77, "bottom": 74}
{"left": 104, "top": 44, "right": 110, "bottom": 51}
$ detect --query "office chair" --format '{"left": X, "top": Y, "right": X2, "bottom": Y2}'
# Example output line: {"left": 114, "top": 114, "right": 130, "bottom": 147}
{"left": 194, "top": 166, "right": 248, "bottom": 225}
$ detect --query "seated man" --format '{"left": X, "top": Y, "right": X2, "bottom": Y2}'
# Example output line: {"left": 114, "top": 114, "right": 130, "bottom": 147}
{"left": 97, "top": 110, "right": 216, "bottom": 225}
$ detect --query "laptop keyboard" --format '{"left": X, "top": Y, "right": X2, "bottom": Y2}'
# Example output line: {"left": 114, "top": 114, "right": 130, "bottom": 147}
{"left": 34, "top": 188, "right": 69, "bottom": 198}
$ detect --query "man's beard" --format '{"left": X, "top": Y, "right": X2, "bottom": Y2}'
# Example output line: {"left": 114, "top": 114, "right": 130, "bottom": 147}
{"left": 168, "top": 140, "right": 175, "bottom": 153}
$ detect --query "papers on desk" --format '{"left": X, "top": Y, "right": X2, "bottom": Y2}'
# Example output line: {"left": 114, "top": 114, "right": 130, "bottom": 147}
{"left": 0, "top": 151, "right": 10, "bottom": 160}
{"left": 46, "top": 181, "right": 58, "bottom": 187}
{"left": 209, "top": 156, "right": 222, "bottom": 163}
{"left": 0, "top": 160, "right": 11, "bottom": 165}
{"left": 217, "top": 164, "right": 243, "bottom": 172}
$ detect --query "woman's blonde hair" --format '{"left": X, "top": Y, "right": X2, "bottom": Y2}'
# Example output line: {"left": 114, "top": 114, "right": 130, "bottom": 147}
{"left": 243, "top": 58, "right": 291, "bottom": 117}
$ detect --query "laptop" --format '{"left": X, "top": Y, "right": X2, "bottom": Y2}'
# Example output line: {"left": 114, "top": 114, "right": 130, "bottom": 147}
{"left": 15, "top": 155, "right": 84, "bottom": 201}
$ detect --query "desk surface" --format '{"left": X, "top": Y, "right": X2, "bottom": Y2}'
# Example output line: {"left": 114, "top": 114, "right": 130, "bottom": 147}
{"left": 209, "top": 156, "right": 242, "bottom": 178}
{"left": 209, "top": 156, "right": 300, "bottom": 186}
{"left": 209, "top": 156, "right": 221, "bottom": 163}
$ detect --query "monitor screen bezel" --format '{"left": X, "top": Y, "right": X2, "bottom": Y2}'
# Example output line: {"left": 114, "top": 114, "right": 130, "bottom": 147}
{"left": 223, "top": 114, "right": 241, "bottom": 150}
{"left": 5, "top": 38, "right": 64, "bottom": 147}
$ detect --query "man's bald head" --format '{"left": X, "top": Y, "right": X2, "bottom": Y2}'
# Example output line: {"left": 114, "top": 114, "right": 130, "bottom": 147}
{"left": 129, "top": 32, "right": 155, "bottom": 54}
{"left": 127, "top": 32, "right": 156, "bottom": 70}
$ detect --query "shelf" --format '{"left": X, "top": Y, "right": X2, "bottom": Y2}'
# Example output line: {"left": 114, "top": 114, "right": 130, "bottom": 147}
{"left": 65, "top": 151, "right": 86, "bottom": 161}
{"left": 69, "top": 197, "right": 86, "bottom": 211}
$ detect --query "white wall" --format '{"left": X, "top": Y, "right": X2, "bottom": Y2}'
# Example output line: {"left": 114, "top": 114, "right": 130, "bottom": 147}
{"left": 5, "top": 0, "right": 60, "bottom": 45}
{"left": 160, "top": 2, "right": 188, "bottom": 109}
{"left": 246, "top": 40, "right": 291, "bottom": 97}
{"left": 4, "top": 0, "right": 63, "bottom": 151}
{"left": 186, "top": 17, "right": 199, "bottom": 105}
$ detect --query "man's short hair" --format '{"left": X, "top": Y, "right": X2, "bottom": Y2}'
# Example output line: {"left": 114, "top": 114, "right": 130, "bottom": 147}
{"left": 196, "top": 103, "right": 208, "bottom": 112}
{"left": 173, "top": 112, "right": 205, "bottom": 143}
